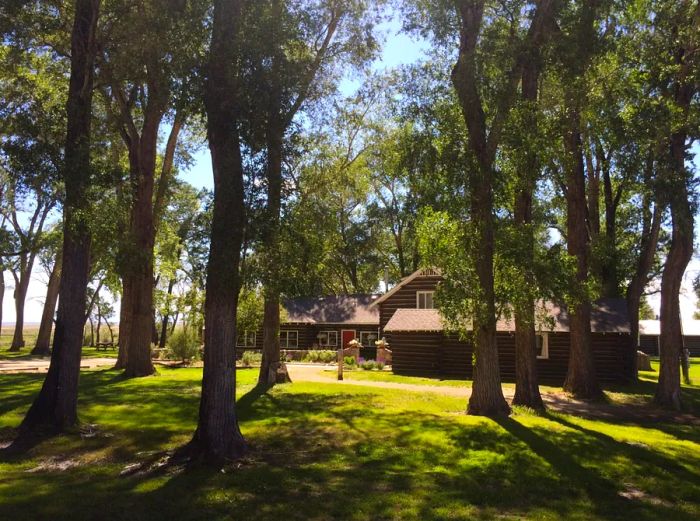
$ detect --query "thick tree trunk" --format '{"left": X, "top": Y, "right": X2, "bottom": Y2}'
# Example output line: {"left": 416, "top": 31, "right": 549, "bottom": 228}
{"left": 258, "top": 127, "right": 290, "bottom": 386}
{"left": 562, "top": 103, "right": 602, "bottom": 399}
{"left": 187, "top": 0, "right": 247, "bottom": 463}
{"left": 122, "top": 144, "right": 157, "bottom": 376}
{"left": 511, "top": 8, "right": 554, "bottom": 409}
{"left": 18, "top": 0, "right": 99, "bottom": 436}
{"left": 115, "top": 278, "right": 132, "bottom": 368}
{"left": 467, "top": 168, "right": 510, "bottom": 417}
{"left": 9, "top": 273, "right": 30, "bottom": 351}
{"left": 655, "top": 140, "right": 693, "bottom": 409}
{"left": 33, "top": 254, "right": 63, "bottom": 356}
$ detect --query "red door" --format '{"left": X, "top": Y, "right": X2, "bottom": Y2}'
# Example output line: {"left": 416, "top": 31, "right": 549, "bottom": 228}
{"left": 341, "top": 330, "right": 356, "bottom": 348}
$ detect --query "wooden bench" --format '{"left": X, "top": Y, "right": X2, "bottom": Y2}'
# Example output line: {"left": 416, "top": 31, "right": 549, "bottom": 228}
{"left": 95, "top": 342, "right": 116, "bottom": 351}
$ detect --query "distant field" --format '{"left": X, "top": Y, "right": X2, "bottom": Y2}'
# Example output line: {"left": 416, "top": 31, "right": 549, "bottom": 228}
{"left": 0, "top": 325, "right": 119, "bottom": 359}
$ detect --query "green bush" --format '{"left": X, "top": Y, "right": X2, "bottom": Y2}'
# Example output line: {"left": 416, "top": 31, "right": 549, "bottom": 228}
{"left": 165, "top": 329, "right": 200, "bottom": 362}
{"left": 240, "top": 351, "right": 262, "bottom": 367}
{"left": 376, "top": 361, "right": 385, "bottom": 371}
{"left": 360, "top": 360, "right": 377, "bottom": 370}
{"left": 302, "top": 350, "right": 337, "bottom": 364}
{"left": 344, "top": 356, "right": 356, "bottom": 367}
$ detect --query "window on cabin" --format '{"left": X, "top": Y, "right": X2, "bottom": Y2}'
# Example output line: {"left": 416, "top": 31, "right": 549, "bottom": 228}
{"left": 536, "top": 333, "right": 549, "bottom": 359}
{"left": 236, "top": 331, "right": 256, "bottom": 348}
{"left": 317, "top": 331, "right": 338, "bottom": 347}
{"left": 360, "top": 331, "right": 378, "bottom": 347}
{"left": 280, "top": 330, "right": 298, "bottom": 349}
{"left": 416, "top": 290, "right": 435, "bottom": 309}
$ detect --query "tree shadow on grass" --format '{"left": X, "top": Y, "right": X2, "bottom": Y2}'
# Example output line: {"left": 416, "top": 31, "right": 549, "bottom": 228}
{"left": 496, "top": 416, "right": 699, "bottom": 521}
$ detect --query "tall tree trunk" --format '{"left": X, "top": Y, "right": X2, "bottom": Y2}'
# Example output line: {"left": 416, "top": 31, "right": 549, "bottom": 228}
{"left": 123, "top": 137, "right": 157, "bottom": 377}
{"left": 654, "top": 1, "right": 698, "bottom": 410}
{"left": 96, "top": 311, "right": 101, "bottom": 345}
{"left": 561, "top": 1, "right": 602, "bottom": 399}
{"left": 9, "top": 270, "right": 30, "bottom": 351}
{"left": 33, "top": 254, "right": 63, "bottom": 356}
{"left": 511, "top": 2, "right": 555, "bottom": 410}
{"left": 158, "top": 276, "right": 175, "bottom": 348}
{"left": 600, "top": 150, "right": 621, "bottom": 298}
{"left": 87, "top": 316, "right": 94, "bottom": 346}
{"left": 562, "top": 101, "right": 602, "bottom": 399}
{"left": 187, "top": 0, "right": 247, "bottom": 463}
{"left": 115, "top": 278, "right": 132, "bottom": 368}
{"left": 18, "top": 0, "right": 99, "bottom": 436}
{"left": 626, "top": 154, "right": 662, "bottom": 351}
{"left": 259, "top": 126, "right": 290, "bottom": 385}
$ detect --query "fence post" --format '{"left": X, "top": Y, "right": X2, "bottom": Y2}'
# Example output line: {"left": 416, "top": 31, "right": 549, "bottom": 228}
{"left": 337, "top": 348, "right": 344, "bottom": 381}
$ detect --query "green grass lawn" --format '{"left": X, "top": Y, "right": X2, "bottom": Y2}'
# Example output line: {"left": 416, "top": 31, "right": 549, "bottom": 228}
{"left": 1, "top": 364, "right": 699, "bottom": 521}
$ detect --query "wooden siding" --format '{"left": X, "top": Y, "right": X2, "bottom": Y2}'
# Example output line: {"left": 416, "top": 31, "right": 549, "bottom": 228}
{"left": 240, "top": 323, "right": 380, "bottom": 351}
{"left": 390, "top": 331, "right": 635, "bottom": 385}
{"left": 637, "top": 335, "right": 700, "bottom": 357}
{"left": 638, "top": 335, "right": 659, "bottom": 356}
{"left": 379, "top": 275, "right": 442, "bottom": 330}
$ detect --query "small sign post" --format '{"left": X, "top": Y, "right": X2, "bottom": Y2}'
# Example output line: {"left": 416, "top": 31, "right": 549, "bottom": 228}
{"left": 337, "top": 348, "right": 344, "bottom": 381}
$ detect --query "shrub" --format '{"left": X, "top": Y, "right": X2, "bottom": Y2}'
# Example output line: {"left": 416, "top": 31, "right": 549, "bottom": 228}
{"left": 376, "top": 361, "right": 385, "bottom": 371}
{"left": 360, "top": 359, "right": 377, "bottom": 371}
{"left": 317, "top": 350, "right": 336, "bottom": 363}
{"left": 165, "top": 329, "right": 200, "bottom": 362}
{"left": 344, "top": 356, "right": 356, "bottom": 367}
{"left": 240, "top": 350, "right": 262, "bottom": 367}
{"left": 302, "top": 350, "right": 336, "bottom": 364}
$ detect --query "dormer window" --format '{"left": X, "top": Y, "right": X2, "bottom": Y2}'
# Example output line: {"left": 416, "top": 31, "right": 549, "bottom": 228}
{"left": 416, "top": 291, "right": 435, "bottom": 309}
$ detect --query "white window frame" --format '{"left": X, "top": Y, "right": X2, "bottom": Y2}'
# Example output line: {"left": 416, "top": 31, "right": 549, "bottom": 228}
{"left": 536, "top": 332, "right": 549, "bottom": 359}
{"left": 236, "top": 330, "right": 256, "bottom": 348}
{"left": 280, "top": 330, "right": 298, "bottom": 349}
{"left": 318, "top": 330, "right": 338, "bottom": 347}
{"left": 359, "top": 331, "right": 379, "bottom": 347}
{"left": 416, "top": 290, "right": 435, "bottom": 309}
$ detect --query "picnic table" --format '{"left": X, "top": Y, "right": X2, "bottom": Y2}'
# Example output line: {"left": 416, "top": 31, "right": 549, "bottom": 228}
{"left": 95, "top": 341, "right": 116, "bottom": 351}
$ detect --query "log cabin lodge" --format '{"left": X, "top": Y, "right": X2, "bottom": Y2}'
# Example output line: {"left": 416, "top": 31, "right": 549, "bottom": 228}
{"left": 240, "top": 268, "right": 637, "bottom": 384}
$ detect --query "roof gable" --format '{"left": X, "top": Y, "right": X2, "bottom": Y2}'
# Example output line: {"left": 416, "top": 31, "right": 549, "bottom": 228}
{"left": 371, "top": 268, "right": 442, "bottom": 307}
{"left": 283, "top": 295, "right": 380, "bottom": 325}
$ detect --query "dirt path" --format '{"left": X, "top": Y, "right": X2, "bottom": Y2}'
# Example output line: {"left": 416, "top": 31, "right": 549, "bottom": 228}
{"left": 0, "top": 357, "right": 116, "bottom": 373}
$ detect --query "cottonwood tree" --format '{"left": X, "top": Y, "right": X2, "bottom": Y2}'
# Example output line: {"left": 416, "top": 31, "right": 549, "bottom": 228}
{"left": 99, "top": 0, "right": 207, "bottom": 377}
{"left": 411, "top": 0, "right": 560, "bottom": 415}
{"left": 248, "top": 0, "right": 383, "bottom": 386}
{"left": 649, "top": 0, "right": 699, "bottom": 409}
{"left": 33, "top": 226, "right": 63, "bottom": 356}
{"left": 19, "top": 0, "right": 100, "bottom": 436}
{"left": 0, "top": 45, "right": 63, "bottom": 351}
{"left": 553, "top": 1, "right": 604, "bottom": 399}
{"left": 187, "top": 0, "right": 247, "bottom": 463}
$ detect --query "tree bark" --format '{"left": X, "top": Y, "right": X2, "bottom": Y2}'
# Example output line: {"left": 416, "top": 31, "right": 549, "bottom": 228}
{"left": 187, "top": 0, "right": 247, "bottom": 463}
{"left": 158, "top": 276, "right": 176, "bottom": 348}
{"left": 562, "top": 101, "right": 602, "bottom": 399}
{"left": 122, "top": 129, "right": 158, "bottom": 377}
{"left": 560, "top": 1, "right": 602, "bottom": 399}
{"left": 33, "top": 253, "right": 63, "bottom": 356}
{"left": 258, "top": 126, "right": 290, "bottom": 385}
{"left": 18, "top": 0, "right": 99, "bottom": 436}
{"left": 9, "top": 269, "right": 30, "bottom": 351}
{"left": 114, "top": 278, "right": 132, "bottom": 368}
{"left": 511, "top": 1, "right": 556, "bottom": 410}
{"left": 654, "top": 1, "right": 698, "bottom": 410}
